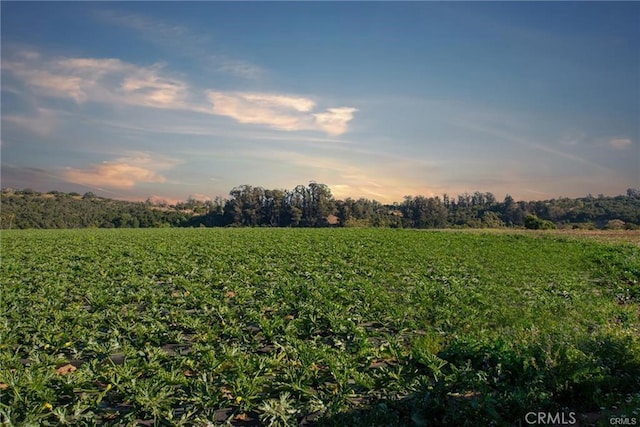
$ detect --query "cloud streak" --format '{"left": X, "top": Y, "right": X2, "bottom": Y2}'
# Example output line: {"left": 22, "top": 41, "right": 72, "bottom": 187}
{"left": 3, "top": 48, "right": 358, "bottom": 136}
{"left": 2, "top": 54, "right": 190, "bottom": 110}
{"left": 96, "top": 10, "right": 211, "bottom": 49}
{"left": 208, "top": 91, "right": 358, "bottom": 135}
{"left": 446, "top": 110, "right": 611, "bottom": 172}
{"left": 2, "top": 108, "right": 59, "bottom": 136}
{"left": 216, "top": 59, "right": 264, "bottom": 80}
{"left": 609, "top": 138, "right": 632, "bottom": 149}
{"left": 96, "top": 9, "right": 264, "bottom": 80}
{"left": 62, "top": 152, "right": 181, "bottom": 189}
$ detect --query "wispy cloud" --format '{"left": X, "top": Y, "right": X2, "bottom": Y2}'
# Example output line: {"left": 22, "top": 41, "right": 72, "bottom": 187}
{"left": 120, "top": 71, "right": 189, "bottom": 109}
{"left": 2, "top": 108, "right": 59, "bottom": 136}
{"left": 2, "top": 53, "right": 190, "bottom": 110}
{"left": 208, "top": 91, "right": 358, "bottom": 135}
{"left": 208, "top": 91, "right": 315, "bottom": 131}
{"left": 3, "top": 60, "right": 90, "bottom": 103}
{"left": 609, "top": 138, "right": 632, "bottom": 149}
{"left": 96, "top": 9, "right": 264, "bottom": 80}
{"left": 443, "top": 106, "right": 611, "bottom": 172}
{"left": 96, "top": 10, "right": 211, "bottom": 49}
{"left": 62, "top": 152, "right": 182, "bottom": 189}
{"left": 314, "top": 107, "right": 359, "bottom": 136}
{"left": 217, "top": 60, "right": 264, "bottom": 80}
{"left": 16, "top": 49, "right": 41, "bottom": 61}
{"left": 3, "top": 48, "right": 357, "bottom": 136}
{"left": 558, "top": 130, "right": 586, "bottom": 147}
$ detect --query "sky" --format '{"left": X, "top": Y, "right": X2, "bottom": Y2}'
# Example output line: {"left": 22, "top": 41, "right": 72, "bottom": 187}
{"left": 1, "top": 2, "right": 638, "bottom": 204}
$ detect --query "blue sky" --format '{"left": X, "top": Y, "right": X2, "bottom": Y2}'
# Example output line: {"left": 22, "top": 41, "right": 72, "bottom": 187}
{"left": 2, "top": 2, "right": 638, "bottom": 204}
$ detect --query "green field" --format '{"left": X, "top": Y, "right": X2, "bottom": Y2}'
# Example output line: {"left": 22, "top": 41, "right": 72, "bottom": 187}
{"left": 1, "top": 229, "right": 639, "bottom": 426}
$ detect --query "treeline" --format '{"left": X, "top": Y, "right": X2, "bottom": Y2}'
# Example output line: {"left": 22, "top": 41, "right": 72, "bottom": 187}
{"left": 2, "top": 185, "right": 640, "bottom": 230}
{"left": 0, "top": 190, "right": 190, "bottom": 229}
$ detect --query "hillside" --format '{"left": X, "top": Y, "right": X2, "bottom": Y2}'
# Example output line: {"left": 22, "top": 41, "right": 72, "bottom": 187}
{"left": 0, "top": 189, "right": 190, "bottom": 229}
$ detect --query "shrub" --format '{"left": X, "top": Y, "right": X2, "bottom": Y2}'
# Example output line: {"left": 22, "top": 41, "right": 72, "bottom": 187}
{"left": 604, "top": 219, "right": 625, "bottom": 230}
{"left": 524, "top": 215, "right": 556, "bottom": 230}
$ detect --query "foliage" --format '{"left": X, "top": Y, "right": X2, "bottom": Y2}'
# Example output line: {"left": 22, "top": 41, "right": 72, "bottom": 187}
{"left": 524, "top": 214, "right": 556, "bottom": 230}
{"left": 2, "top": 186, "right": 640, "bottom": 230}
{"left": 0, "top": 189, "right": 189, "bottom": 229}
{"left": 1, "top": 228, "right": 639, "bottom": 425}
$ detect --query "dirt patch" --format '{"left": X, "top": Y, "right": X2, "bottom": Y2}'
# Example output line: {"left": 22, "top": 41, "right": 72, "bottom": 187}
{"left": 436, "top": 228, "right": 640, "bottom": 246}
{"left": 549, "top": 229, "right": 640, "bottom": 245}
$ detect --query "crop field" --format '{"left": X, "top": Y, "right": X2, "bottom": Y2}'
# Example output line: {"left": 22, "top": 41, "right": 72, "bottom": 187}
{"left": 1, "top": 228, "right": 639, "bottom": 426}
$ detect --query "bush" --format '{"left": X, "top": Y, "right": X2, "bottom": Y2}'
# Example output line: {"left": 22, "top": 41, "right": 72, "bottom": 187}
{"left": 604, "top": 219, "right": 625, "bottom": 230}
{"left": 571, "top": 222, "right": 596, "bottom": 230}
{"left": 524, "top": 215, "right": 556, "bottom": 230}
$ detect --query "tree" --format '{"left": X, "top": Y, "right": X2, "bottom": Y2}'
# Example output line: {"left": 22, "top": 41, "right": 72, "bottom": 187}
{"left": 226, "top": 185, "right": 264, "bottom": 226}
{"left": 481, "top": 211, "right": 505, "bottom": 228}
{"left": 3, "top": 185, "right": 640, "bottom": 230}
{"left": 307, "top": 182, "right": 335, "bottom": 226}
{"left": 501, "top": 195, "right": 526, "bottom": 226}
{"left": 286, "top": 186, "right": 306, "bottom": 226}
{"left": 400, "top": 195, "right": 447, "bottom": 228}
{"left": 263, "top": 189, "right": 286, "bottom": 226}
{"left": 336, "top": 199, "right": 352, "bottom": 226}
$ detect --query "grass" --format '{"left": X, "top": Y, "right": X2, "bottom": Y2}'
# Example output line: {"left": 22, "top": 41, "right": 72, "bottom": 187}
{"left": 1, "top": 228, "right": 639, "bottom": 426}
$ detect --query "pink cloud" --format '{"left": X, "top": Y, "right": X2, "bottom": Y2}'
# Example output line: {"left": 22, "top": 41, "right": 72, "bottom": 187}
{"left": 62, "top": 152, "right": 180, "bottom": 189}
{"left": 207, "top": 91, "right": 357, "bottom": 135}
{"left": 609, "top": 138, "right": 632, "bottom": 149}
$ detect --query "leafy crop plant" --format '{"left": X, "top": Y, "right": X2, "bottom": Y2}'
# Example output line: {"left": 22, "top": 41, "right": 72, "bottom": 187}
{"left": 1, "top": 228, "right": 638, "bottom": 425}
